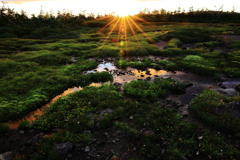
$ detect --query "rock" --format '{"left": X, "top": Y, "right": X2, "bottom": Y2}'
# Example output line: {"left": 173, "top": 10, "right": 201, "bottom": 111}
{"left": 129, "top": 116, "right": 133, "bottom": 120}
{"left": 67, "top": 153, "right": 72, "bottom": 158}
{"left": 28, "top": 133, "right": 46, "bottom": 145}
{"left": 113, "top": 82, "right": 122, "bottom": 90}
{"left": 85, "top": 146, "right": 90, "bottom": 152}
{"left": 236, "top": 83, "right": 240, "bottom": 91}
{"left": 0, "top": 152, "right": 13, "bottom": 160}
{"left": 172, "top": 83, "right": 186, "bottom": 94}
{"left": 226, "top": 102, "right": 240, "bottom": 109}
{"left": 146, "top": 77, "right": 151, "bottom": 81}
{"left": 221, "top": 85, "right": 227, "bottom": 89}
{"left": 19, "top": 130, "right": 24, "bottom": 134}
{"left": 142, "top": 129, "right": 155, "bottom": 136}
{"left": 191, "top": 93, "right": 198, "bottom": 96}
{"left": 104, "top": 132, "right": 110, "bottom": 138}
{"left": 52, "top": 142, "right": 73, "bottom": 158}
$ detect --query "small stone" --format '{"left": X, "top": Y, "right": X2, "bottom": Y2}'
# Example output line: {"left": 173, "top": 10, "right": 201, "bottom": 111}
{"left": 116, "top": 130, "right": 121, "bottom": 134}
{"left": 104, "top": 132, "right": 109, "bottom": 138}
{"left": 67, "top": 153, "right": 72, "bottom": 158}
{"left": 192, "top": 93, "right": 198, "bottom": 96}
{"left": 129, "top": 115, "right": 133, "bottom": 120}
{"left": 19, "top": 130, "right": 24, "bottom": 134}
{"left": 143, "top": 129, "right": 155, "bottom": 136}
{"left": 85, "top": 146, "right": 90, "bottom": 152}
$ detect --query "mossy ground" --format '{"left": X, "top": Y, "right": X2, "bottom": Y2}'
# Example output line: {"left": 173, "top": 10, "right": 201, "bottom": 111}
{"left": 1, "top": 17, "right": 240, "bottom": 159}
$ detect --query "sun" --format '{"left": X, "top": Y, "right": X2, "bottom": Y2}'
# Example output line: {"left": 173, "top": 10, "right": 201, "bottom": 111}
{"left": 114, "top": 7, "right": 137, "bottom": 17}
{"left": 112, "top": 0, "right": 139, "bottom": 17}
{"left": 117, "top": 11, "right": 131, "bottom": 17}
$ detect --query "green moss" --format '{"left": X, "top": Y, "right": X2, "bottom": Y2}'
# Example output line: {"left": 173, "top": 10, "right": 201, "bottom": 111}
{"left": 190, "top": 90, "right": 240, "bottom": 134}
{"left": 123, "top": 78, "right": 182, "bottom": 102}
{"left": 164, "top": 38, "right": 182, "bottom": 49}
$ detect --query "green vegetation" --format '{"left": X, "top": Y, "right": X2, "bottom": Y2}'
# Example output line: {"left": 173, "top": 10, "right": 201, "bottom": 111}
{"left": 127, "top": 58, "right": 154, "bottom": 70}
{"left": 157, "top": 60, "right": 177, "bottom": 71}
{"left": 172, "top": 55, "right": 218, "bottom": 75}
{"left": 190, "top": 90, "right": 240, "bottom": 136}
{"left": 12, "top": 85, "right": 239, "bottom": 160}
{"left": 159, "top": 28, "right": 211, "bottom": 43}
{"left": 164, "top": 38, "right": 182, "bottom": 49}
{"left": 116, "top": 58, "right": 127, "bottom": 68}
{"left": 1, "top": 4, "right": 240, "bottom": 160}
{"left": 124, "top": 78, "right": 185, "bottom": 102}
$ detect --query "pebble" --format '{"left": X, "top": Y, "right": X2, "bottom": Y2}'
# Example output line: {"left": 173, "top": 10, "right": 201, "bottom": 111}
{"left": 85, "top": 146, "right": 90, "bottom": 152}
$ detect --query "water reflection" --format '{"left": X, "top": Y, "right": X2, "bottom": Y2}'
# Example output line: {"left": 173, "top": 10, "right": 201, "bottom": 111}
{"left": 97, "top": 62, "right": 116, "bottom": 71}
{"left": 7, "top": 86, "right": 83, "bottom": 129}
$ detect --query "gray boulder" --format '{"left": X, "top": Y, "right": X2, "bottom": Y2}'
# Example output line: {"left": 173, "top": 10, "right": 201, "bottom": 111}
{"left": 51, "top": 142, "right": 73, "bottom": 158}
{"left": 28, "top": 133, "right": 46, "bottom": 145}
{"left": 0, "top": 151, "right": 13, "bottom": 160}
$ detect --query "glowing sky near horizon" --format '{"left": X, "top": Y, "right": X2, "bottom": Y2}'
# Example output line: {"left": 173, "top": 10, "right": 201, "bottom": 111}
{"left": 2, "top": 0, "right": 240, "bottom": 16}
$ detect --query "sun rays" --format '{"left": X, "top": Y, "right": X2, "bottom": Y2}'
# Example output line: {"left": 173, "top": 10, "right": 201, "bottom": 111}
{"left": 91, "top": 14, "right": 153, "bottom": 58}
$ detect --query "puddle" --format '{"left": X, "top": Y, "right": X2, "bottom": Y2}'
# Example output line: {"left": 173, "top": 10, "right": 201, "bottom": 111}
{"left": 86, "top": 61, "right": 117, "bottom": 74}
{"left": 7, "top": 83, "right": 108, "bottom": 129}
{"left": 7, "top": 60, "right": 240, "bottom": 129}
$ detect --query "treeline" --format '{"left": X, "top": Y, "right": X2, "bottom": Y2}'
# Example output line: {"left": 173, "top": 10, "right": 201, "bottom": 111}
{"left": 137, "top": 7, "right": 240, "bottom": 23}
{"left": 1, "top": 4, "right": 240, "bottom": 39}
{"left": 0, "top": 4, "right": 109, "bottom": 39}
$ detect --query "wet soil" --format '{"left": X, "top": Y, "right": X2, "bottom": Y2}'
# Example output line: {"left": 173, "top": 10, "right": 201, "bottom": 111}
{"left": 154, "top": 40, "right": 168, "bottom": 49}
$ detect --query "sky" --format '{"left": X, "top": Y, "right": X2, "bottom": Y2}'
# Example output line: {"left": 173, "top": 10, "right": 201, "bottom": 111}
{"left": 2, "top": 0, "right": 240, "bottom": 16}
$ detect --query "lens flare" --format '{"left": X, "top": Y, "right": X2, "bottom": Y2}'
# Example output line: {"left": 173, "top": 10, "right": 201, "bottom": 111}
{"left": 85, "top": 10, "right": 153, "bottom": 58}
